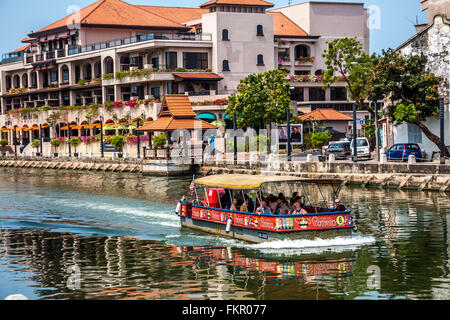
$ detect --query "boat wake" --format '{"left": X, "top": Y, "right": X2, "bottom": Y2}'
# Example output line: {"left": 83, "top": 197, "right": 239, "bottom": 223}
{"left": 242, "top": 235, "right": 376, "bottom": 255}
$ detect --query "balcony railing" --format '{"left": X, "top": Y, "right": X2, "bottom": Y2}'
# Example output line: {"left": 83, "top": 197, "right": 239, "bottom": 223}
{"left": 68, "top": 32, "right": 212, "bottom": 56}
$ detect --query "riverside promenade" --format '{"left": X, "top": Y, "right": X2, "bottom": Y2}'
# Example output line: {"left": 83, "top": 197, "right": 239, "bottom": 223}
{"left": 2, "top": 153, "right": 450, "bottom": 192}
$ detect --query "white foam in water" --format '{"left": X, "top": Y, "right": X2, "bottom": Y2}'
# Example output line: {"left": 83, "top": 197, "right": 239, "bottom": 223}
{"left": 242, "top": 235, "right": 376, "bottom": 255}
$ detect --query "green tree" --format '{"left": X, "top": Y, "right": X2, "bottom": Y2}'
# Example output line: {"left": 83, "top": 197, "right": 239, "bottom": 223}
{"left": 153, "top": 133, "right": 167, "bottom": 148}
{"left": 369, "top": 50, "right": 446, "bottom": 156}
{"left": 111, "top": 135, "right": 126, "bottom": 151}
{"left": 227, "top": 69, "right": 291, "bottom": 129}
{"left": 69, "top": 137, "right": 81, "bottom": 154}
{"left": 0, "top": 139, "right": 8, "bottom": 147}
{"left": 50, "top": 139, "right": 61, "bottom": 154}
{"left": 46, "top": 111, "right": 62, "bottom": 139}
{"left": 32, "top": 139, "right": 41, "bottom": 154}
{"left": 322, "top": 37, "right": 377, "bottom": 116}
{"left": 309, "top": 131, "right": 332, "bottom": 149}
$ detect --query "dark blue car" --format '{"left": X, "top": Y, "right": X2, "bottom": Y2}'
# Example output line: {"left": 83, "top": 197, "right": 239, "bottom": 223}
{"left": 385, "top": 143, "right": 423, "bottom": 161}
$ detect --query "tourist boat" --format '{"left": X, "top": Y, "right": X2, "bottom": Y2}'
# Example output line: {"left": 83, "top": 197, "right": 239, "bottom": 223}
{"left": 176, "top": 174, "right": 357, "bottom": 243}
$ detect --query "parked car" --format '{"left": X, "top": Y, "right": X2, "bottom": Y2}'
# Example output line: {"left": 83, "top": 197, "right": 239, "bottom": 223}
{"left": 322, "top": 141, "right": 339, "bottom": 155}
{"left": 325, "top": 142, "right": 351, "bottom": 160}
{"left": 385, "top": 143, "right": 424, "bottom": 162}
{"left": 350, "top": 137, "right": 371, "bottom": 159}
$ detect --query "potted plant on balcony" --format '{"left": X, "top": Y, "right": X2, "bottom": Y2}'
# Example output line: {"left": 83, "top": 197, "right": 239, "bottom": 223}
{"left": 0, "top": 139, "right": 8, "bottom": 156}
{"left": 153, "top": 133, "right": 167, "bottom": 149}
{"left": 69, "top": 137, "right": 81, "bottom": 157}
{"left": 111, "top": 135, "right": 126, "bottom": 158}
{"left": 32, "top": 139, "right": 41, "bottom": 157}
{"left": 50, "top": 139, "right": 61, "bottom": 157}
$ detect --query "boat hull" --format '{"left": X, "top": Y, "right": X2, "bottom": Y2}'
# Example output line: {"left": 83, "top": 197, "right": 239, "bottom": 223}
{"left": 180, "top": 216, "right": 354, "bottom": 244}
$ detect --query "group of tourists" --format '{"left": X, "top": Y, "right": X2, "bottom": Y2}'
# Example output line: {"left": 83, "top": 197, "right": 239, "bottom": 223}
{"left": 219, "top": 190, "right": 346, "bottom": 215}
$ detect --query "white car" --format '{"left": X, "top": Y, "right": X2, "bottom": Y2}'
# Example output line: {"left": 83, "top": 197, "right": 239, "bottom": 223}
{"left": 350, "top": 137, "right": 371, "bottom": 159}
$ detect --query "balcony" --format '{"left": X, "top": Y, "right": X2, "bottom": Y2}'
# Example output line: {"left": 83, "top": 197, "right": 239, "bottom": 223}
{"left": 102, "top": 69, "right": 175, "bottom": 86}
{"left": 68, "top": 32, "right": 212, "bottom": 57}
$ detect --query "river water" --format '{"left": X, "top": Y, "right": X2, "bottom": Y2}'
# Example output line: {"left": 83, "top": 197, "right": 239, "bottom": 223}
{"left": 0, "top": 168, "right": 449, "bottom": 300}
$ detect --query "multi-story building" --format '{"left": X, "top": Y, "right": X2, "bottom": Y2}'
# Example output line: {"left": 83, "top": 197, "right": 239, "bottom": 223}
{"left": 0, "top": 0, "right": 370, "bottom": 155}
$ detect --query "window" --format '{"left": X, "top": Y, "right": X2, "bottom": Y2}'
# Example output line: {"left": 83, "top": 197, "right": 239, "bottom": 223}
{"left": 183, "top": 52, "right": 208, "bottom": 70}
{"left": 222, "top": 29, "right": 229, "bottom": 41}
{"left": 257, "top": 54, "right": 264, "bottom": 66}
{"left": 309, "top": 88, "right": 326, "bottom": 101}
{"left": 151, "top": 87, "right": 161, "bottom": 100}
{"left": 223, "top": 60, "right": 230, "bottom": 71}
{"left": 62, "top": 69, "right": 69, "bottom": 82}
{"left": 295, "top": 70, "right": 310, "bottom": 76}
{"left": 166, "top": 52, "right": 178, "bottom": 69}
{"left": 331, "top": 87, "right": 347, "bottom": 101}
{"left": 291, "top": 88, "right": 304, "bottom": 102}
{"left": 257, "top": 25, "right": 264, "bottom": 36}
{"left": 295, "top": 45, "right": 309, "bottom": 59}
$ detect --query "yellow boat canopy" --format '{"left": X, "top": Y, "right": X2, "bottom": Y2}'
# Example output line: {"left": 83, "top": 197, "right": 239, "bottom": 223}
{"left": 194, "top": 174, "right": 342, "bottom": 190}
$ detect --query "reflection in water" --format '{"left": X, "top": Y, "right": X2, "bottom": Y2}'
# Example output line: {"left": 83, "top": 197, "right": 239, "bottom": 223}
{"left": 0, "top": 168, "right": 449, "bottom": 300}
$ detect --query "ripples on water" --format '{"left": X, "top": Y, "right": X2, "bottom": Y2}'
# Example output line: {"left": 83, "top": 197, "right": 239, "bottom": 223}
{"left": 0, "top": 168, "right": 449, "bottom": 300}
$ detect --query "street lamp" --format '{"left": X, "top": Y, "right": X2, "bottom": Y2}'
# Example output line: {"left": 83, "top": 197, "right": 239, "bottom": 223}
{"left": 373, "top": 101, "right": 380, "bottom": 162}
{"left": 288, "top": 86, "right": 295, "bottom": 162}
{"left": 68, "top": 120, "right": 72, "bottom": 157}
{"left": 352, "top": 103, "right": 358, "bottom": 162}
{"left": 100, "top": 114, "right": 104, "bottom": 158}
{"left": 137, "top": 112, "right": 144, "bottom": 159}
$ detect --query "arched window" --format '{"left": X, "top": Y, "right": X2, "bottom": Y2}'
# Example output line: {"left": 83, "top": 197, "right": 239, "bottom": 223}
{"left": 257, "top": 54, "right": 264, "bottom": 66}
{"left": 315, "top": 69, "right": 323, "bottom": 76}
{"left": 223, "top": 60, "right": 230, "bottom": 71}
{"left": 222, "top": 29, "right": 229, "bottom": 41}
{"left": 295, "top": 45, "right": 309, "bottom": 59}
{"left": 257, "top": 25, "right": 264, "bottom": 36}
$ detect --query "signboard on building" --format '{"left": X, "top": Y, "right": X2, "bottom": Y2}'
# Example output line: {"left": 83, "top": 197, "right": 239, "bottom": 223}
{"left": 103, "top": 144, "right": 120, "bottom": 153}
{"left": 278, "top": 124, "right": 303, "bottom": 145}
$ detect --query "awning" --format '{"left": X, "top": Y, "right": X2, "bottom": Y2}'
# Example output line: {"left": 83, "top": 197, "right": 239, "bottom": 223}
{"left": 23, "top": 126, "right": 40, "bottom": 132}
{"left": 173, "top": 73, "right": 224, "bottom": 82}
{"left": 196, "top": 113, "right": 217, "bottom": 121}
{"left": 194, "top": 174, "right": 343, "bottom": 190}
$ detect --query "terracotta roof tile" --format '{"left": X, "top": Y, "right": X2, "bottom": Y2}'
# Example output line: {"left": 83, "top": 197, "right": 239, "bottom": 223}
{"left": 300, "top": 109, "right": 353, "bottom": 121}
{"left": 137, "top": 118, "right": 217, "bottom": 131}
{"left": 137, "top": 6, "right": 208, "bottom": 24}
{"left": 10, "top": 44, "right": 31, "bottom": 54}
{"left": 161, "top": 95, "right": 198, "bottom": 118}
{"left": 200, "top": 0, "right": 274, "bottom": 8}
{"left": 34, "top": 0, "right": 185, "bottom": 35}
{"left": 268, "top": 12, "right": 308, "bottom": 37}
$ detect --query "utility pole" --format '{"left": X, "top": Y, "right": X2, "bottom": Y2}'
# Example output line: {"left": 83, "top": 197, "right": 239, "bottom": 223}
{"left": 440, "top": 98, "right": 445, "bottom": 165}
{"left": 352, "top": 103, "right": 358, "bottom": 162}
{"left": 374, "top": 101, "right": 380, "bottom": 162}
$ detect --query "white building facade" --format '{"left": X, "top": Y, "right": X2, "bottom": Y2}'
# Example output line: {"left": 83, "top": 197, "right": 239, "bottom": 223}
{"left": 0, "top": 0, "right": 370, "bottom": 155}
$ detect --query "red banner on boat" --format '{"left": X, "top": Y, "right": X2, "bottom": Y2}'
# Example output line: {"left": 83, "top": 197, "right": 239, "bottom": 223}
{"left": 186, "top": 206, "right": 354, "bottom": 232}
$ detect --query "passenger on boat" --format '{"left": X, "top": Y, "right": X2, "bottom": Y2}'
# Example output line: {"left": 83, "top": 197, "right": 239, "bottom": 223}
{"left": 274, "top": 198, "right": 290, "bottom": 215}
{"left": 240, "top": 196, "right": 255, "bottom": 213}
{"left": 220, "top": 190, "right": 231, "bottom": 210}
{"left": 256, "top": 201, "right": 272, "bottom": 215}
{"left": 230, "top": 198, "right": 239, "bottom": 211}
{"left": 290, "top": 193, "right": 299, "bottom": 207}
{"left": 291, "top": 203, "right": 308, "bottom": 215}
{"left": 334, "top": 199, "right": 347, "bottom": 212}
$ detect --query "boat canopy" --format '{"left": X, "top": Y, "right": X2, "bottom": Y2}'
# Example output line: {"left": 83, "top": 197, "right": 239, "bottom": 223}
{"left": 194, "top": 174, "right": 342, "bottom": 190}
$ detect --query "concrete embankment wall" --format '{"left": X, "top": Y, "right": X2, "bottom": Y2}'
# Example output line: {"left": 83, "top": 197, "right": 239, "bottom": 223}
{"left": 200, "top": 159, "right": 450, "bottom": 192}
{"left": 0, "top": 157, "right": 142, "bottom": 173}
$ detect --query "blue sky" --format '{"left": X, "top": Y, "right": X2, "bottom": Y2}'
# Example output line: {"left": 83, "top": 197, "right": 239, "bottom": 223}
{"left": 0, "top": 0, "right": 428, "bottom": 55}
